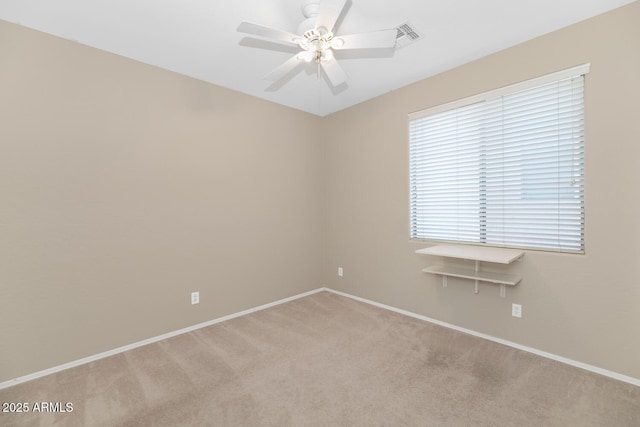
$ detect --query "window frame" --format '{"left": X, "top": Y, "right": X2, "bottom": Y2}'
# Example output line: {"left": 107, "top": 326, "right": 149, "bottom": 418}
{"left": 408, "top": 64, "right": 589, "bottom": 254}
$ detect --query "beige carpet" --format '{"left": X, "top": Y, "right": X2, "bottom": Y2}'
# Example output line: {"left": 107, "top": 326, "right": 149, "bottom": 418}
{"left": 1, "top": 291, "right": 639, "bottom": 426}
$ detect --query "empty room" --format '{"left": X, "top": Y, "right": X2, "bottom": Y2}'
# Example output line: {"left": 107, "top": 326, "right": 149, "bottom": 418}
{"left": 1, "top": 0, "right": 639, "bottom": 425}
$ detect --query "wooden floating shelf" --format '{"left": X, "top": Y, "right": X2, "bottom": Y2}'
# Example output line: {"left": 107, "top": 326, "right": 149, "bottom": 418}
{"left": 422, "top": 265, "right": 522, "bottom": 286}
{"left": 415, "top": 244, "right": 524, "bottom": 264}
{"left": 416, "top": 244, "right": 524, "bottom": 297}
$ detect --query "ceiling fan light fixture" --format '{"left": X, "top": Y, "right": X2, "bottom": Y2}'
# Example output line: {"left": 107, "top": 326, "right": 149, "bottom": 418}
{"left": 320, "top": 49, "right": 333, "bottom": 61}
{"left": 297, "top": 39, "right": 312, "bottom": 50}
{"left": 237, "top": 0, "right": 400, "bottom": 88}
{"left": 330, "top": 37, "right": 344, "bottom": 49}
{"left": 297, "top": 50, "right": 316, "bottom": 63}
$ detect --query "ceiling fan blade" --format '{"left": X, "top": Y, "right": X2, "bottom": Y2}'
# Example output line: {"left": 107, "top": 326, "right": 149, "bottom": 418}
{"left": 237, "top": 21, "right": 299, "bottom": 46}
{"left": 264, "top": 54, "right": 302, "bottom": 81}
{"left": 321, "top": 57, "right": 347, "bottom": 87}
{"left": 315, "top": 0, "right": 348, "bottom": 33}
{"left": 333, "top": 29, "right": 397, "bottom": 50}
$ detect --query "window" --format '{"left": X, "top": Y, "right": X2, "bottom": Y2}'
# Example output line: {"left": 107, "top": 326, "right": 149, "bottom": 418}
{"left": 409, "top": 65, "right": 588, "bottom": 253}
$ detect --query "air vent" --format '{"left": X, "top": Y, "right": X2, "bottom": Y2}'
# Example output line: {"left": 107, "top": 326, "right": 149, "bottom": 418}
{"left": 395, "top": 21, "right": 422, "bottom": 49}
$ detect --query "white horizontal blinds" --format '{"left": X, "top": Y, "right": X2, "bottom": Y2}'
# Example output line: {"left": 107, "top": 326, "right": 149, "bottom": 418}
{"left": 409, "top": 102, "right": 483, "bottom": 243}
{"left": 484, "top": 78, "right": 585, "bottom": 251}
{"left": 409, "top": 70, "right": 585, "bottom": 253}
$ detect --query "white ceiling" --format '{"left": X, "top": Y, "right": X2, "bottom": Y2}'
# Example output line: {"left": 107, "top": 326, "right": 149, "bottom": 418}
{"left": 1, "top": 0, "right": 635, "bottom": 116}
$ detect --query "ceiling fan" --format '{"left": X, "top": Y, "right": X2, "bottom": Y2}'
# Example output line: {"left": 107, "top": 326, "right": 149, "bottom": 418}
{"left": 237, "top": 0, "right": 397, "bottom": 87}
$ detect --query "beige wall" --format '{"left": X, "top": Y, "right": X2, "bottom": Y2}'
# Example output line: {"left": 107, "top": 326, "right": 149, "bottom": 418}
{"left": 2, "top": 1, "right": 639, "bottom": 384}
{"left": 323, "top": 1, "right": 640, "bottom": 380}
{"left": 0, "top": 21, "right": 323, "bottom": 382}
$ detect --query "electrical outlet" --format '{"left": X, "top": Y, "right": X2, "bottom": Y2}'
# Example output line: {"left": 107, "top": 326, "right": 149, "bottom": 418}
{"left": 338, "top": 267, "right": 343, "bottom": 278}
{"left": 512, "top": 303, "right": 522, "bottom": 318}
{"left": 191, "top": 292, "right": 200, "bottom": 305}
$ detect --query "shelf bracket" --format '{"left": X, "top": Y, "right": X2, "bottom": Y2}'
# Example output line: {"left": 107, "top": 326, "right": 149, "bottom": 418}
{"left": 500, "top": 284, "right": 506, "bottom": 298}
{"left": 442, "top": 275, "right": 448, "bottom": 288}
{"left": 474, "top": 260, "right": 479, "bottom": 294}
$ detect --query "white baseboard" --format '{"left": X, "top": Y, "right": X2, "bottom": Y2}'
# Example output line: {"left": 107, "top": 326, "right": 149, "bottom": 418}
{"left": 0, "top": 288, "right": 324, "bottom": 390}
{"left": 3, "top": 286, "right": 638, "bottom": 390}
{"left": 324, "top": 287, "right": 640, "bottom": 388}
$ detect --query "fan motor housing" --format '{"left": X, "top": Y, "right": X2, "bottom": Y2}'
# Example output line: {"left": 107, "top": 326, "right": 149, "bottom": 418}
{"left": 298, "top": 0, "right": 321, "bottom": 35}
{"left": 301, "top": 0, "right": 320, "bottom": 18}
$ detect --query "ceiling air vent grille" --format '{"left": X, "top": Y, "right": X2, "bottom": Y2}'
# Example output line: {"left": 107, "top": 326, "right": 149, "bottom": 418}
{"left": 395, "top": 22, "right": 421, "bottom": 49}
